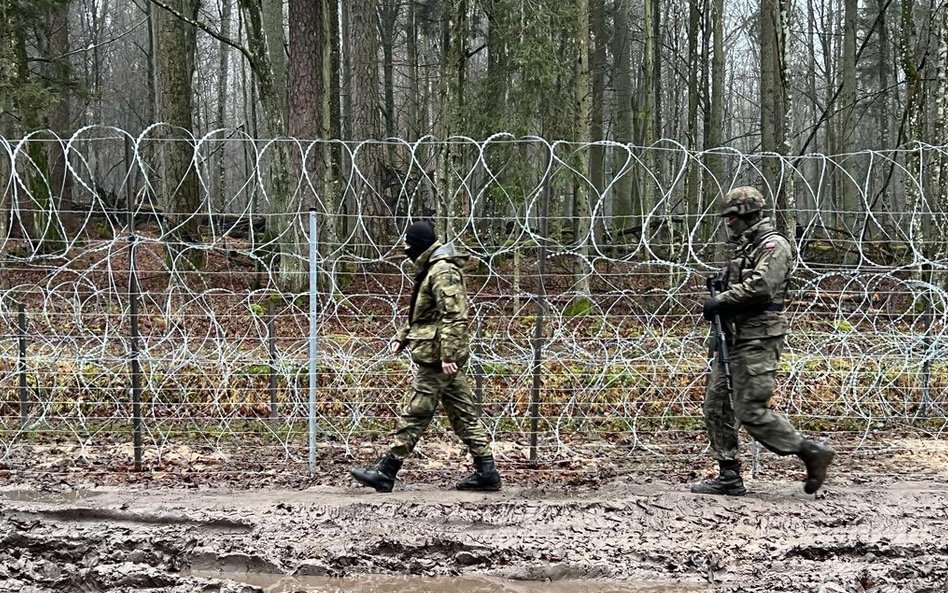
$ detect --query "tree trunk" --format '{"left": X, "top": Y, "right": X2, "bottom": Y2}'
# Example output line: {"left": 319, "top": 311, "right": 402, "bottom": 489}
{"left": 612, "top": 0, "right": 634, "bottom": 234}
{"left": 406, "top": 0, "right": 420, "bottom": 140}
{"left": 340, "top": 0, "right": 351, "bottom": 139}
{"left": 686, "top": 0, "right": 700, "bottom": 233}
{"left": 263, "top": 0, "right": 288, "bottom": 135}
{"left": 932, "top": 4, "right": 948, "bottom": 284}
{"left": 778, "top": 0, "right": 795, "bottom": 237}
{"left": 239, "top": 0, "right": 300, "bottom": 289}
{"left": 589, "top": 0, "right": 606, "bottom": 245}
{"left": 900, "top": 0, "right": 923, "bottom": 263}
{"left": 651, "top": 0, "right": 662, "bottom": 142}
{"left": 876, "top": 0, "right": 893, "bottom": 150}
{"left": 350, "top": 0, "right": 385, "bottom": 244}
{"left": 574, "top": 0, "right": 591, "bottom": 296}
{"left": 760, "top": 0, "right": 788, "bottom": 231}
{"left": 839, "top": 0, "right": 858, "bottom": 232}
{"left": 322, "top": 0, "right": 343, "bottom": 261}
{"left": 821, "top": 0, "right": 838, "bottom": 226}
{"left": 705, "top": 0, "right": 724, "bottom": 239}
{"left": 289, "top": 0, "right": 320, "bottom": 141}
{"left": 154, "top": 0, "right": 203, "bottom": 267}
{"left": 45, "top": 0, "right": 77, "bottom": 238}
{"left": 379, "top": 0, "right": 399, "bottom": 145}
{"left": 215, "top": 0, "right": 233, "bottom": 211}
{"left": 635, "top": 0, "right": 658, "bottom": 242}
{"left": 436, "top": 0, "right": 468, "bottom": 240}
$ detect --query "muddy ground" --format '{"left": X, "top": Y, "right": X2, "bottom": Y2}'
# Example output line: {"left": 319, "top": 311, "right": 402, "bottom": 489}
{"left": 1, "top": 434, "right": 947, "bottom": 593}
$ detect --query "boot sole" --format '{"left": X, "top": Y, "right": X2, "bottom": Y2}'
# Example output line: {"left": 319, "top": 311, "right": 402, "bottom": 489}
{"left": 456, "top": 484, "right": 502, "bottom": 492}
{"left": 690, "top": 487, "right": 746, "bottom": 496}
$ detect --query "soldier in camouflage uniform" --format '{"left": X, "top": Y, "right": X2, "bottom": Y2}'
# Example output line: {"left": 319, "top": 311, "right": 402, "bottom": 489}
{"left": 349, "top": 221, "right": 501, "bottom": 493}
{"left": 693, "top": 186, "right": 835, "bottom": 496}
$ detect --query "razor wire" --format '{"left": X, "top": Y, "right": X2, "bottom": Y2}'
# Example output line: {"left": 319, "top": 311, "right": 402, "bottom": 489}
{"left": 0, "top": 127, "right": 947, "bottom": 470}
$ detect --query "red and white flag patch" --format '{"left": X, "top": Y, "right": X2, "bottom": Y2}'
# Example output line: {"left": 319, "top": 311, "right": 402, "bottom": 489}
{"left": 764, "top": 241, "right": 777, "bottom": 250}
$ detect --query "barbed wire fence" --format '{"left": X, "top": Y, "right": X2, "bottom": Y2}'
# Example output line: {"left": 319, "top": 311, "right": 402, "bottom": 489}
{"left": 0, "top": 127, "right": 947, "bottom": 477}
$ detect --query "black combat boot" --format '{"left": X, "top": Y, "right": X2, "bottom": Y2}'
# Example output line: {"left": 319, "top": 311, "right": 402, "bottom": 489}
{"left": 456, "top": 455, "right": 502, "bottom": 491}
{"left": 349, "top": 452, "right": 402, "bottom": 493}
{"left": 690, "top": 461, "right": 746, "bottom": 496}
{"left": 798, "top": 439, "right": 835, "bottom": 494}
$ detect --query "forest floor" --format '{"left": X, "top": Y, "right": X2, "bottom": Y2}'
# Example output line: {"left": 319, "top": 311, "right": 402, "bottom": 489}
{"left": 1, "top": 433, "right": 947, "bottom": 593}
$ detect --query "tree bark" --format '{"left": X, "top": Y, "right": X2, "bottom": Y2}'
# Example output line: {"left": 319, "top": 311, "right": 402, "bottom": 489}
{"left": 350, "top": 0, "right": 386, "bottom": 243}
{"left": 436, "top": 0, "right": 468, "bottom": 240}
{"left": 406, "top": 0, "right": 419, "bottom": 140}
{"left": 612, "top": 0, "right": 634, "bottom": 233}
{"left": 215, "top": 0, "right": 234, "bottom": 211}
{"left": 262, "top": 0, "right": 288, "bottom": 135}
{"left": 574, "top": 0, "right": 591, "bottom": 296}
{"left": 379, "top": 0, "right": 399, "bottom": 144}
{"left": 705, "top": 0, "right": 724, "bottom": 242}
{"left": 238, "top": 0, "right": 299, "bottom": 289}
{"left": 686, "top": 0, "right": 700, "bottom": 232}
{"left": 45, "top": 0, "right": 77, "bottom": 236}
{"left": 839, "top": 0, "right": 858, "bottom": 230}
{"left": 153, "top": 0, "right": 203, "bottom": 266}
{"left": 760, "top": 0, "right": 788, "bottom": 232}
{"left": 322, "top": 0, "right": 343, "bottom": 254}
{"left": 589, "top": 0, "right": 606, "bottom": 245}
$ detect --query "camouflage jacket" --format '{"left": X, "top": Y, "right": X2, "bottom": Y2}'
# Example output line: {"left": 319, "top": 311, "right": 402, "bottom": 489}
{"left": 714, "top": 217, "right": 794, "bottom": 340}
{"left": 395, "top": 241, "right": 471, "bottom": 365}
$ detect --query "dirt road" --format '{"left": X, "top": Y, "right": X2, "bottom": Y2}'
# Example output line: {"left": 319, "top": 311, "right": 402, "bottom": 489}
{"left": 2, "top": 449, "right": 946, "bottom": 593}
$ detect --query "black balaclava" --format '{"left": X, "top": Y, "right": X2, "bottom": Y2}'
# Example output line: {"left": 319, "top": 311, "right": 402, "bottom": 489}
{"left": 404, "top": 221, "right": 437, "bottom": 261}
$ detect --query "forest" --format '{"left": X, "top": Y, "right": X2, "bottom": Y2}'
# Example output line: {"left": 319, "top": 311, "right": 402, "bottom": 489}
{"left": 0, "top": 0, "right": 946, "bottom": 289}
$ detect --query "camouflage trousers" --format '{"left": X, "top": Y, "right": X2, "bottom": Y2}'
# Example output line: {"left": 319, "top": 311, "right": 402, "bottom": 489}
{"left": 703, "top": 335, "right": 803, "bottom": 461}
{"left": 389, "top": 364, "right": 492, "bottom": 460}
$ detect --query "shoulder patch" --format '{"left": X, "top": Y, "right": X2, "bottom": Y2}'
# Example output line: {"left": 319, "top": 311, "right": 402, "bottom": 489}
{"left": 764, "top": 241, "right": 777, "bottom": 250}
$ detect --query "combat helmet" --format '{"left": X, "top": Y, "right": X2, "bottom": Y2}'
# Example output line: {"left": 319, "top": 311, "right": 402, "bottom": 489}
{"left": 720, "top": 186, "right": 766, "bottom": 217}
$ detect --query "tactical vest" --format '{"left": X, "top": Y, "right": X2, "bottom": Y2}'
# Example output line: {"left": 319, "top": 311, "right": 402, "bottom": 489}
{"left": 719, "top": 221, "right": 793, "bottom": 340}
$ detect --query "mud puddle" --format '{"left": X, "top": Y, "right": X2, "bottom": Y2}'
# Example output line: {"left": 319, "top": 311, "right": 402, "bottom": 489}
{"left": 186, "top": 570, "right": 716, "bottom": 593}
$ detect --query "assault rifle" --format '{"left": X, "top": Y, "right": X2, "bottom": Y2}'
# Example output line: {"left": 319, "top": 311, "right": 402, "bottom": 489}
{"left": 706, "top": 276, "right": 733, "bottom": 404}
{"left": 706, "top": 276, "right": 763, "bottom": 474}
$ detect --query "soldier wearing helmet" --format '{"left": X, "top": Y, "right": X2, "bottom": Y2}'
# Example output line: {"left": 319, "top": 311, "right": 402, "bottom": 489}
{"left": 693, "top": 186, "right": 835, "bottom": 496}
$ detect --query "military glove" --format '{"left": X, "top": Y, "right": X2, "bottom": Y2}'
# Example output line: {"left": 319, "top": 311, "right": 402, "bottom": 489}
{"left": 702, "top": 297, "right": 724, "bottom": 321}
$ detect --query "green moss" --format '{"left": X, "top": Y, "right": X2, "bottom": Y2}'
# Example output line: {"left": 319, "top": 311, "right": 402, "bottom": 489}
{"left": 563, "top": 297, "right": 595, "bottom": 317}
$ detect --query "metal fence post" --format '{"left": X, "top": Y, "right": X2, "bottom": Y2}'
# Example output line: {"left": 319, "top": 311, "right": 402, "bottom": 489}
{"left": 268, "top": 298, "right": 277, "bottom": 420}
{"left": 308, "top": 209, "right": 319, "bottom": 474}
{"left": 129, "top": 234, "right": 142, "bottom": 472}
{"left": 126, "top": 135, "right": 142, "bottom": 471}
{"left": 18, "top": 302, "right": 28, "bottom": 425}
{"left": 529, "top": 151, "right": 551, "bottom": 464}
{"left": 474, "top": 308, "right": 484, "bottom": 406}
